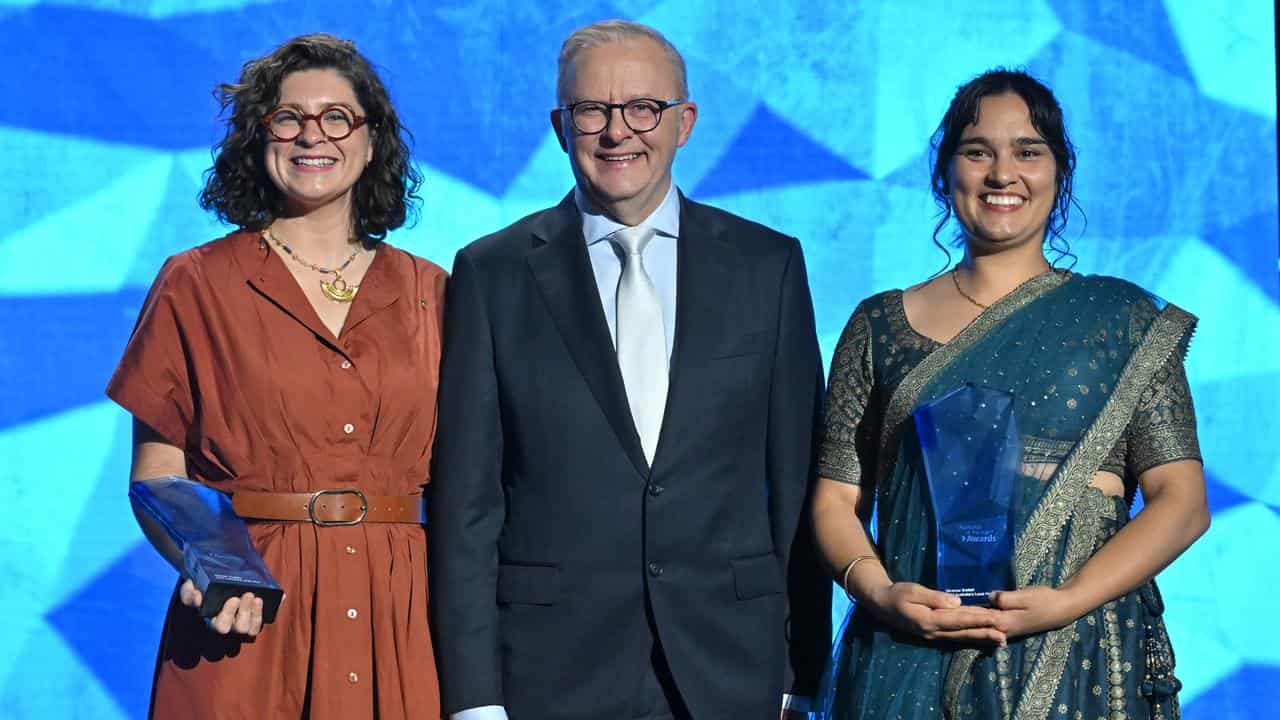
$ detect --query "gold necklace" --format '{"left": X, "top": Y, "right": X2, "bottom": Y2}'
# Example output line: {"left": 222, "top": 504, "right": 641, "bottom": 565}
{"left": 951, "top": 268, "right": 988, "bottom": 310}
{"left": 264, "top": 227, "right": 362, "bottom": 303}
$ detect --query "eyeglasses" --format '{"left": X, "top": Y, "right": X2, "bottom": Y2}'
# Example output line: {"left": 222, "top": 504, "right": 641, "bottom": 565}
{"left": 260, "top": 104, "right": 368, "bottom": 142}
{"left": 558, "top": 98, "right": 684, "bottom": 135}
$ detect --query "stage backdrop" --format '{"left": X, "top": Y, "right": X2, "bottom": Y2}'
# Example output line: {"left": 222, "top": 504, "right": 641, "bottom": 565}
{"left": 0, "top": 1, "right": 1275, "bottom": 717}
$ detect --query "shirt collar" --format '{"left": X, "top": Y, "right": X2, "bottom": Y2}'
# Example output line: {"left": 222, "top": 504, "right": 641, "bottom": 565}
{"left": 576, "top": 181, "right": 681, "bottom": 246}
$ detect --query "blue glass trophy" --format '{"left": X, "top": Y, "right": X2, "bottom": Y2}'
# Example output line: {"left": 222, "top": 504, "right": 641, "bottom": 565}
{"left": 130, "top": 477, "right": 283, "bottom": 623}
{"left": 913, "top": 384, "right": 1021, "bottom": 605}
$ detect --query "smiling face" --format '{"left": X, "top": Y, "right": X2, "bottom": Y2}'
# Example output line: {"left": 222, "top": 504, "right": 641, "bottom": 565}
{"left": 551, "top": 38, "right": 697, "bottom": 225}
{"left": 949, "top": 92, "right": 1057, "bottom": 252}
{"left": 262, "top": 68, "right": 373, "bottom": 218}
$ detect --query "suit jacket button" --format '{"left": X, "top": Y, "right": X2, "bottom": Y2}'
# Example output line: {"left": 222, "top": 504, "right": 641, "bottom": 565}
{"left": 648, "top": 484, "right": 664, "bottom": 497}
{"left": 647, "top": 562, "right": 663, "bottom": 577}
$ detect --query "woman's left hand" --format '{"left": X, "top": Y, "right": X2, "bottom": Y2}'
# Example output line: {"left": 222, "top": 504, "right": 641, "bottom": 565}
{"left": 990, "top": 585, "right": 1081, "bottom": 639}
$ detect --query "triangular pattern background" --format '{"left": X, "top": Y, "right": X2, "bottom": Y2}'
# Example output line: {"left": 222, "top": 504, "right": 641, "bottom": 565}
{"left": 0, "top": 1, "right": 1275, "bottom": 717}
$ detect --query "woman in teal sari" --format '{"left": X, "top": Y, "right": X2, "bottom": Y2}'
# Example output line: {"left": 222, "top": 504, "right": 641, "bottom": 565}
{"left": 812, "top": 69, "right": 1209, "bottom": 720}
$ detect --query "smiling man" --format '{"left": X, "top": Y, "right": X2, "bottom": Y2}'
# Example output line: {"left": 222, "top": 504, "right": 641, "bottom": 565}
{"left": 430, "top": 20, "right": 830, "bottom": 720}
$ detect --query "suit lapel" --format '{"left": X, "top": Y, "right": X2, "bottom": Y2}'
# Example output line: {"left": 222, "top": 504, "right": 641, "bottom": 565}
{"left": 653, "top": 196, "right": 736, "bottom": 467}
{"left": 526, "top": 194, "right": 650, "bottom": 477}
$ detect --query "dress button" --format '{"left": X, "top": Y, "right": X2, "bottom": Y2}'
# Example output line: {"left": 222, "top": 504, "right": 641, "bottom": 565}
{"left": 341, "top": 360, "right": 352, "bottom": 369}
{"left": 348, "top": 672, "right": 359, "bottom": 684}
{"left": 648, "top": 484, "right": 664, "bottom": 497}
{"left": 343, "top": 423, "right": 355, "bottom": 434}
{"left": 647, "top": 562, "right": 663, "bottom": 577}
{"left": 346, "top": 608, "right": 358, "bottom": 619}
{"left": 345, "top": 545, "right": 357, "bottom": 555}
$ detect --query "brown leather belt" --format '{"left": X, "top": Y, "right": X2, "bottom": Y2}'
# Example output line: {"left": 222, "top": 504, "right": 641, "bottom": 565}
{"left": 232, "top": 489, "right": 424, "bottom": 526}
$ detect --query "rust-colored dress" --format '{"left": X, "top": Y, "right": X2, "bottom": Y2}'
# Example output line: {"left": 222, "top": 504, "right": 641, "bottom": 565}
{"left": 107, "top": 230, "right": 445, "bottom": 720}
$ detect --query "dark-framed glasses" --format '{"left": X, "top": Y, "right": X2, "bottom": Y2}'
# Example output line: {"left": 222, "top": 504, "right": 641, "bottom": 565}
{"left": 260, "top": 104, "right": 368, "bottom": 142}
{"left": 558, "top": 98, "right": 684, "bottom": 135}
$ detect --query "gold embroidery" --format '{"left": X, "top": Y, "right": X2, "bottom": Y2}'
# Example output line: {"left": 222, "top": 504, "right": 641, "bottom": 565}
{"left": 1022, "top": 435, "right": 1075, "bottom": 463}
{"left": 944, "top": 649, "right": 980, "bottom": 718}
{"left": 1103, "top": 603, "right": 1126, "bottom": 717}
{"left": 1057, "top": 490, "right": 1104, "bottom": 585}
{"left": 945, "top": 301, "right": 1196, "bottom": 719}
{"left": 1013, "top": 304, "right": 1195, "bottom": 589}
{"left": 818, "top": 303, "right": 876, "bottom": 484}
{"left": 997, "top": 646, "right": 1015, "bottom": 719}
{"left": 817, "top": 441, "right": 861, "bottom": 485}
{"left": 1012, "top": 495, "right": 1111, "bottom": 720}
{"left": 1011, "top": 623, "right": 1078, "bottom": 720}
{"left": 877, "top": 271, "right": 1070, "bottom": 490}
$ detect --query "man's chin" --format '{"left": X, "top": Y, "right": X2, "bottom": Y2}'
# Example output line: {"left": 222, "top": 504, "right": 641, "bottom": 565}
{"left": 581, "top": 184, "right": 639, "bottom": 210}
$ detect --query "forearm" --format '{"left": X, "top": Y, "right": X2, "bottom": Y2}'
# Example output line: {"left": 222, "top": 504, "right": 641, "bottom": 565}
{"left": 130, "top": 493, "right": 185, "bottom": 573}
{"left": 810, "top": 480, "right": 891, "bottom": 602}
{"left": 129, "top": 419, "right": 189, "bottom": 574}
{"left": 1059, "top": 462, "right": 1209, "bottom": 617}
{"left": 812, "top": 478, "right": 1010, "bottom": 645}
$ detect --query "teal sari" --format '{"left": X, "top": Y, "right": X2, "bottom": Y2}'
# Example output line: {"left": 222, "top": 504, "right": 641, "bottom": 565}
{"left": 816, "top": 272, "right": 1198, "bottom": 720}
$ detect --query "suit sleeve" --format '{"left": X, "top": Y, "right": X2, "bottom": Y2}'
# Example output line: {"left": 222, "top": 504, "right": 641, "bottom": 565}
{"left": 766, "top": 238, "right": 832, "bottom": 697}
{"left": 429, "top": 249, "right": 507, "bottom": 713}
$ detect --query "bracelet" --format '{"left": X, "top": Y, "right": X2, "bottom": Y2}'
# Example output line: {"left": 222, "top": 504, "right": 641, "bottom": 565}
{"left": 839, "top": 554, "right": 880, "bottom": 601}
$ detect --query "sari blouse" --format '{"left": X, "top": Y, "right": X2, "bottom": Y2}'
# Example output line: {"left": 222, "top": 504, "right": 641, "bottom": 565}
{"left": 816, "top": 272, "right": 1200, "bottom": 720}
{"left": 819, "top": 288, "right": 1200, "bottom": 492}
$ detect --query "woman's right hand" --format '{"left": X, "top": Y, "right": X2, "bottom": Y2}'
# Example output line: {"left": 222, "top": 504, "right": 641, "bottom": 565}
{"left": 866, "top": 582, "right": 1007, "bottom": 646}
{"left": 179, "top": 579, "right": 265, "bottom": 637}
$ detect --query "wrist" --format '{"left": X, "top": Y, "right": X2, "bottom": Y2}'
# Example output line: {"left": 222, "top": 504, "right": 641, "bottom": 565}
{"left": 861, "top": 578, "right": 895, "bottom": 612}
{"left": 838, "top": 555, "right": 883, "bottom": 601}
{"left": 1053, "top": 581, "right": 1091, "bottom": 623}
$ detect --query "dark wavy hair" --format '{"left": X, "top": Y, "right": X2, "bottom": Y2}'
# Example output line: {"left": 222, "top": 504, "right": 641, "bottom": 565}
{"left": 199, "top": 33, "right": 421, "bottom": 246}
{"left": 929, "top": 68, "right": 1080, "bottom": 267}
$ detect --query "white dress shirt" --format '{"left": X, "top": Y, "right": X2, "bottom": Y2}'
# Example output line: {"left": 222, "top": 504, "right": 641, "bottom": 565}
{"left": 580, "top": 181, "right": 680, "bottom": 361}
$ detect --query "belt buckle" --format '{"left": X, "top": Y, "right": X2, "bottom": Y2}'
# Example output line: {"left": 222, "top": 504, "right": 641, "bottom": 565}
{"left": 308, "top": 488, "right": 368, "bottom": 527}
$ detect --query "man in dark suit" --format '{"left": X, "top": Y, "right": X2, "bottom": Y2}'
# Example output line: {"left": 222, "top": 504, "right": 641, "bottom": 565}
{"left": 430, "top": 19, "right": 830, "bottom": 720}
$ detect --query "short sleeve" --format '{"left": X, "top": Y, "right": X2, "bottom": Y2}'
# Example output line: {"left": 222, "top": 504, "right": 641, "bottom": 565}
{"left": 817, "top": 302, "right": 875, "bottom": 485}
{"left": 105, "top": 254, "right": 198, "bottom": 448}
{"left": 1125, "top": 350, "right": 1202, "bottom": 476}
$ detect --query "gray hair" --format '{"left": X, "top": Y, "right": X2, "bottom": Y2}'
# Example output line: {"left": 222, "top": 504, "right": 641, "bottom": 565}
{"left": 556, "top": 20, "right": 689, "bottom": 103}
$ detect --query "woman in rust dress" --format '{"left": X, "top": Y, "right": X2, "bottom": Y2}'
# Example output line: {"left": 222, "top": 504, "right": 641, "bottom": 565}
{"left": 107, "top": 34, "right": 442, "bottom": 719}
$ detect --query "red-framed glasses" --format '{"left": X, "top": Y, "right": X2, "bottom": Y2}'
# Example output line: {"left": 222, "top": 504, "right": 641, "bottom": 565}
{"left": 260, "top": 104, "right": 368, "bottom": 142}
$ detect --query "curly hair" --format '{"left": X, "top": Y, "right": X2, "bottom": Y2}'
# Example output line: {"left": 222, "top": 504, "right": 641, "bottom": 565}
{"left": 929, "top": 68, "right": 1080, "bottom": 268}
{"left": 199, "top": 33, "right": 421, "bottom": 246}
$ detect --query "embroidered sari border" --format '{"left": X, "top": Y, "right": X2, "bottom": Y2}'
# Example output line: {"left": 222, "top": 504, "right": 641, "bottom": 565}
{"left": 875, "top": 270, "right": 1070, "bottom": 488}
{"left": 1011, "top": 303, "right": 1196, "bottom": 588}
{"left": 943, "top": 301, "right": 1196, "bottom": 720}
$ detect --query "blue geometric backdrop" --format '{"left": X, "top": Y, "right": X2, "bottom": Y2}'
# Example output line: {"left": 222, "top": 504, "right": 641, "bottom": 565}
{"left": 0, "top": 1, "right": 1275, "bottom": 718}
